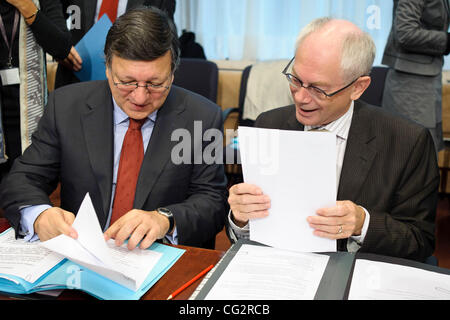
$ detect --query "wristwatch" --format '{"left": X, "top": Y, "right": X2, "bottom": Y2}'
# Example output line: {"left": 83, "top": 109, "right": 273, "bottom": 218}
{"left": 157, "top": 207, "right": 175, "bottom": 234}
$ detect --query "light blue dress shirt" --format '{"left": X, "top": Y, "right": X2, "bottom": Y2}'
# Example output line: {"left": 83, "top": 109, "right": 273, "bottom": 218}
{"left": 20, "top": 98, "right": 178, "bottom": 245}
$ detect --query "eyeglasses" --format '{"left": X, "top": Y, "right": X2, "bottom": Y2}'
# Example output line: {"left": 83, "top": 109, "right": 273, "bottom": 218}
{"left": 112, "top": 71, "right": 172, "bottom": 94}
{"left": 282, "top": 57, "right": 360, "bottom": 100}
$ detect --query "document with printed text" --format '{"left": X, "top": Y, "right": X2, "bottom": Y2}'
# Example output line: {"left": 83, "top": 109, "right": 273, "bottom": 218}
{"left": 204, "top": 244, "right": 329, "bottom": 300}
{"left": 0, "top": 229, "right": 63, "bottom": 284}
{"left": 41, "top": 193, "right": 162, "bottom": 291}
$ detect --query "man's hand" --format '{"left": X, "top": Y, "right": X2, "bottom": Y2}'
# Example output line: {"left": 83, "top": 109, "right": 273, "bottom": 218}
{"left": 59, "top": 46, "right": 83, "bottom": 71}
{"left": 34, "top": 207, "right": 78, "bottom": 241}
{"left": 228, "top": 183, "right": 271, "bottom": 227}
{"left": 104, "top": 209, "right": 170, "bottom": 250}
{"left": 307, "top": 200, "right": 366, "bottom": 239}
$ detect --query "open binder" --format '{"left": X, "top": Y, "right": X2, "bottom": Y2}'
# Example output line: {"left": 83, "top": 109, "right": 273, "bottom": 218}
{"left": 0, "top": 227, "right": 184, "bottom": 299}
{"left": 191, "top": 239, "right": 450, "bottom": 300}
{"left": 0, "top": 193, "right": 185, "bottom": 300}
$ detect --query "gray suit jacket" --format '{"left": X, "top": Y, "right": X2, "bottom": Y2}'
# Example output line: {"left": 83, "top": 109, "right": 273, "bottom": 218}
{"left": 253, "top": 100, "right": 439, "bottom": 262}
{"left": 0, "top": 81, "right": 228, "bottom": 249}
{"left": 382, "top": 0, "right": 450, "bottom": 76}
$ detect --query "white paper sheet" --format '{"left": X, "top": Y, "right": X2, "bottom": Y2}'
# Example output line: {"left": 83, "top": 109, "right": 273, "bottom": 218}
{"left": 0, "top": 229, "right": 63, "bottom": 283}
{"left": 238, "top": 127, "right": 336, "bottom": 252}
{"left": 40, "top": 193, "right": 162, "bottom": 291}
{"left": 348, "top": 259, "right": 450, "bottom": 300}
{"left": 205, "top": 244, "right": 329, "bottom": 300}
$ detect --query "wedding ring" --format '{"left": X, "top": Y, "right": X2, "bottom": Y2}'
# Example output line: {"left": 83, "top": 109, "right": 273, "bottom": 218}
{"left": 337, "top": 225, "right": 343, "bottom": 234}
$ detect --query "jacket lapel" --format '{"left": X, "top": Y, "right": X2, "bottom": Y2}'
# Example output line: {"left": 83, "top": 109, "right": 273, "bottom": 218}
{"left": 81, "top": 81, "right": 114, "bottom": 221}
{"left": 337, "top": 101, "right": 377, "bottom": 201}
{"left": 134, "top": 89, "right": 187, "bottom": 208}
{"left": 283, "top": 102, "right": 377, "bottom": 252}
{"left": 286, "top": 113, "right": 304, "bottom": 131}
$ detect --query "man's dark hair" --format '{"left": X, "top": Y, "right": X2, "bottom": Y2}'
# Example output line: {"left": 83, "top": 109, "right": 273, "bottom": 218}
{"left": 104, "top": 6, "right": 180, "bottom": 72}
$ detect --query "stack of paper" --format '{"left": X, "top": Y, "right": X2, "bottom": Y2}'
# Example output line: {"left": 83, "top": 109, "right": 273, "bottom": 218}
{"left": 349, "top": 259, "right": 450, "bottom": 300}
{"left": 41, "top": 194, "right": 161, "bottom": 291}
{"left": 0, "top": 194, "right": 184, "bottom": 299}
{"left": 238, "top": 127, "right": 337, "bottom": 253}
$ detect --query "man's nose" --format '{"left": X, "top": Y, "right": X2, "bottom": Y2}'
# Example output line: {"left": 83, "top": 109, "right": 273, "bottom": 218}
{"left": 131, "top": 86, "right": 149, "bottom": 104}
{"left": 292, "top": 86, "right": 313, "bottom": 104}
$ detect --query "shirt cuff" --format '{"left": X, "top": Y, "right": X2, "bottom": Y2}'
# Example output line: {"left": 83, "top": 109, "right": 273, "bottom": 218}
{"left": 347, "top": 206, "right": 370, "bottom": 252}
{"left": 164, "top": 226, "right": 178, "bottom": 245}
{"left": 227, "top": 209, "right": 250, "bottom": 241}
{"left": 19, "top": 204, "right": 52, "bottom": 242}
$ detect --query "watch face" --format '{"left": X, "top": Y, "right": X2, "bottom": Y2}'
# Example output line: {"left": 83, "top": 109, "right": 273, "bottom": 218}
{"left": 158, "top": 208, "right": 174, "bottom": 234}
{"left": 158, "top": 208, "right": 172, "bottom": 216}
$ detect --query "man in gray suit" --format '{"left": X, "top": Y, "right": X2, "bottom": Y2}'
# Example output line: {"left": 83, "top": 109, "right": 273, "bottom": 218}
{"left": 55, "top": 0, "right": 176, "bottom": 89}
{"left": 227, "top": 18, "right": 439, "bottom": 262}
{"left": 382, "top": 0, "right": 450, "bottom": 153}
{"left": 0, "top": 7, "right": 227, "bottom": 250}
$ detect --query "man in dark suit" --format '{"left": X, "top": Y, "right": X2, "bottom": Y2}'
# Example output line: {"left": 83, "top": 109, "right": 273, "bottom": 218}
{"left": 227, "top": 18, "right": 439, "bottom": 262}
{"left": 55, "top": 0, "right": 176, "bottom": 89}
{"left": 0, "top": 7, "right": 227, "bottom": 250}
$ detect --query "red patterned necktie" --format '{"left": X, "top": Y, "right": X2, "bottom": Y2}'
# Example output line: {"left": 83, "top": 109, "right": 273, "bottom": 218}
{"left": 110, "top": 118, "right": 146, "bottom": 225}
{"left": 98, "top": 0, "right": 119, "bottom": 22}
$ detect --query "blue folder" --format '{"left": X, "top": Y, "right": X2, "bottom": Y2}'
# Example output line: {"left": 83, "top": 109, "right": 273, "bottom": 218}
{"left": 0, "top": 228, "right": 185, "bottom": 300}
{"left": 74, "top": 15, "right": 112, "bottom": 82}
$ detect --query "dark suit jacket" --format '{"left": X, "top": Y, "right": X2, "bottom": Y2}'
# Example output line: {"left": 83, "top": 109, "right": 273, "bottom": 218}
{"left": 0, "top": 81, "right": 228, "bottom": 249}
{"left": 253, "top": 100, "right": 439, "bottom": 262}
{"left": 55, "top": 0, "right": 176, "bottom": 88}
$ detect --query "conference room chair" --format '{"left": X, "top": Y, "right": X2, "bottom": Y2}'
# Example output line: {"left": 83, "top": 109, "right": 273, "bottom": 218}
{"left": 438, "top": 85, "right": 450, "bottom": 197}
{"left": 222, "top": 64, "right": 253, "bottom": 128}
{"left": 359, "top": 66, "right": 389, "bottom": 107}
{"left": 46, "top": 61, "right": 58, "bottom": 92}
{"left": 173, "top": 58, "right": 219, "bottom": 103}
{"left": 222, "top": 60, "right": 292, "bottom": 183}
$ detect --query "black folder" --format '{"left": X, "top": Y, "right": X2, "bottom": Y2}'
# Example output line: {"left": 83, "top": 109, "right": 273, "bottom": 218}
{"left": 193, "top": 239, "right": 356, "bottom": 300}
{"left": 193, "top": 239, "right": 450, "bottom": 300}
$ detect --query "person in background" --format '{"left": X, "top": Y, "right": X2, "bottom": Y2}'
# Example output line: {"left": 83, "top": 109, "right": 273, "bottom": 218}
{"left": 381, "top": 0, "right": 450, "bottom": 154}
{"left": 0, "top": 0, "right": 72, "bottom": 182}
{"left": 227, "top": 17, "right": 439, "bottom": 262}
{"left": 55, "top": 0, "right": 176, "bottom": 89}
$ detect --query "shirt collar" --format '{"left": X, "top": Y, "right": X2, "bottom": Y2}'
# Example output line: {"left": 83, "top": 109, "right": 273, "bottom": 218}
{"left": 112, "top": 96, "right": 157, "bottom": 125}
{"left": 305, "top": 101, "right": 354, "bottom": 140}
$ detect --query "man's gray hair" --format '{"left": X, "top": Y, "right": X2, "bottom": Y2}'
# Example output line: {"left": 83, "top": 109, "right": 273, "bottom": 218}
{"left": 295, "top": 17, "right": 376, "bottom": 82}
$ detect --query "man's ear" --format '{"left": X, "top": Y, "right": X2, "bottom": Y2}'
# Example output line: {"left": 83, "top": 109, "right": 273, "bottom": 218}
{"left": 350, "top": 76, "right": 371, "bottom": 101}
{"left": 105, "top": 65, "right": 110, "bottom": 79}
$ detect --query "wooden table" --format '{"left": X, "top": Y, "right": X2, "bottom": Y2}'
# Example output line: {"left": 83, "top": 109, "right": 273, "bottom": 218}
{"left": 142, "top": 245, "right": 223, "bottom": 300}
{"left": 0, "top": 218, "right": 225, "bottom": 300}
